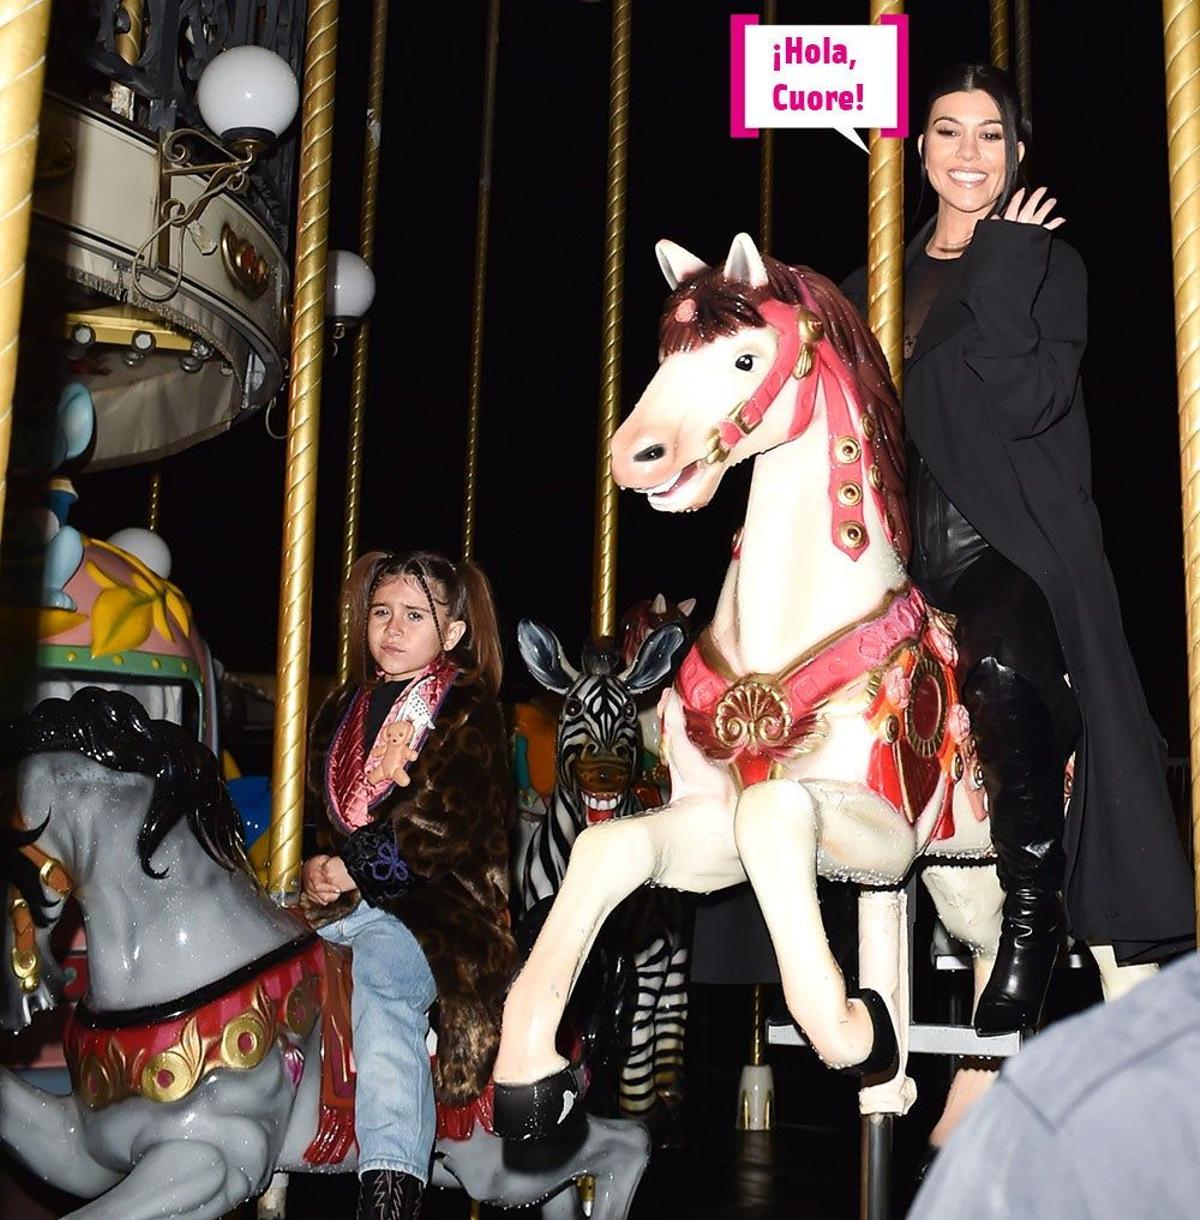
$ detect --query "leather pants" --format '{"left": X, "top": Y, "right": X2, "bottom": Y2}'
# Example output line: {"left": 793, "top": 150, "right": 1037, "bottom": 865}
{"left": 910, "top": 470, "right": 1082, "bottom": 1030}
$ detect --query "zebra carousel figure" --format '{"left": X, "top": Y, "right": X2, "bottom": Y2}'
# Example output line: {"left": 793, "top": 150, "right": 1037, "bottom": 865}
{"left": 512, "top": 618, "right": 690, "bottom": 1136}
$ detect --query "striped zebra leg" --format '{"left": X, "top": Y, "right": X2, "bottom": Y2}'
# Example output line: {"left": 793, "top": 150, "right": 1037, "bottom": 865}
{"left": 652, "top": 941, "right": 689, "bottom": 1109}
{"left": 619, "top": 936, "right": 668, "bottom": 1119}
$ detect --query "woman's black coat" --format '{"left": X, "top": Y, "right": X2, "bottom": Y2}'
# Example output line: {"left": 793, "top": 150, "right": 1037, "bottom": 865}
{"left": 844, "top": 219, "right": 1193, "bottom": 962}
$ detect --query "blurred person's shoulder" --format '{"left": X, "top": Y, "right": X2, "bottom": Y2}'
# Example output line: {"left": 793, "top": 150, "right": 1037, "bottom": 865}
{"left": 1002, "top": 953, "right": 1200, "bottom": 1125}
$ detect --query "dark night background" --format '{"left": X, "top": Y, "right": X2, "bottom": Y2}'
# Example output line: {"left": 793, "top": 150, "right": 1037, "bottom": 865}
{"left": 71, "top": 1, "right": 1190, "bottom": 750}
{"left": 2, "top": 6, "right": 1190, "bottom": 1216}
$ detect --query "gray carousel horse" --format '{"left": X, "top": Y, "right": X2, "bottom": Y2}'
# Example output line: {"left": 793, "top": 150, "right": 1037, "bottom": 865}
{"left": 0, "top": 688, "right": 649, "bottom": 1219}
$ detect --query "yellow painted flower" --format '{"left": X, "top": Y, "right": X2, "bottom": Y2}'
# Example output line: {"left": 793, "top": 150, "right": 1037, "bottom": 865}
{"left": 85, "top": 546, "right": 192, "bottom": 658}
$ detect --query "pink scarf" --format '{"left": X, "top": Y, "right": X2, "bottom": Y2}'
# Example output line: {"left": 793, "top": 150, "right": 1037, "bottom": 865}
{"left": 325, "top": 659, "right": 457, "bottom": 834}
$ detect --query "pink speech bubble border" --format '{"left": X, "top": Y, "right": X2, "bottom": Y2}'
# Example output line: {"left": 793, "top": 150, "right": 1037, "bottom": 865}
{"left": 730, "top": 13, "right": 757, "bottom": 139}
{"left": 730, "top": 13, "right": 909, "bottom": 141}
{"left": 881, "top": 13, "right": 909, "bottom": 139}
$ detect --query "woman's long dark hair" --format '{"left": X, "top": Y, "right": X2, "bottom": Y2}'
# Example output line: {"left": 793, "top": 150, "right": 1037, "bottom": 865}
{"left": 921, "top": 62, "right": 1029, "bottom": 219}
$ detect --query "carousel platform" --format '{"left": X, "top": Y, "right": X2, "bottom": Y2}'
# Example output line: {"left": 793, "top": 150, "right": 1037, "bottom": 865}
{"left": 1, "top": 963, "right": 1105, "bottom": 1220}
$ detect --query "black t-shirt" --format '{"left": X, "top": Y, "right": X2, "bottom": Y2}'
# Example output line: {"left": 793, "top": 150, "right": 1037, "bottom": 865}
{"left": 903, "top": 248, "right": 990, "bottom": 603}
{"left": 364, "top": 679, "right": 412, "bottom": 756}
{"left": 904, "top": 249, "right": 959, "bottom": 362}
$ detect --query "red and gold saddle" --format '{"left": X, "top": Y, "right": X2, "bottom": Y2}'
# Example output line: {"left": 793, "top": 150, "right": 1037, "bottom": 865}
{"left": 676, "top": 586, "right": 967, "bottom": 839}
{"left": 62, "top": 931, "right": 493, "bottom": 1165}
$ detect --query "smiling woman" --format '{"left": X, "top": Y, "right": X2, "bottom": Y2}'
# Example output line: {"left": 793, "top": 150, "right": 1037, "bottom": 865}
{"left": 841, "top": 62, "right": 1194, "bottom": 1045}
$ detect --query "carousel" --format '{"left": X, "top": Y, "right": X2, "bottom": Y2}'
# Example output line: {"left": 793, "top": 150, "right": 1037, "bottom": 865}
{"left": 0, "top": 2, "right": 1198, "bottom": 1219}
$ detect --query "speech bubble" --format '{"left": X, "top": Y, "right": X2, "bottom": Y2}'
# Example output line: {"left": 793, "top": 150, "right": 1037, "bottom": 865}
{"left": 730, "top": 15, "right": 908, "bottom": 151}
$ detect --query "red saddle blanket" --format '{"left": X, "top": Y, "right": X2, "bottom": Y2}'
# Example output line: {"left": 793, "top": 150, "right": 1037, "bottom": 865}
{"left": 62, "top": 935, "right": 493, "bottom": 1168}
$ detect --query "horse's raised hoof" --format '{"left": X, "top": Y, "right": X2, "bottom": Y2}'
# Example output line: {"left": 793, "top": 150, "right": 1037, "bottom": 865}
{"left": 493, "top": 1063, "right": 585, "bottom": 1141}
{"left": 835, "top": 988, "right": 898, "bottom": 1079}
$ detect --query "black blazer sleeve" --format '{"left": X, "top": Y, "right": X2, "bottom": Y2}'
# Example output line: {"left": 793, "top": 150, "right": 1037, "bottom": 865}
{"left": 956, "top": 220, "right": 1087, "bottom": 441}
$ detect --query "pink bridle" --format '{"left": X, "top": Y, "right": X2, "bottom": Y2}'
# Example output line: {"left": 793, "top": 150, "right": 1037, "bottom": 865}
{"left": 703, "top": 295, "right": 894, "bottom": 562}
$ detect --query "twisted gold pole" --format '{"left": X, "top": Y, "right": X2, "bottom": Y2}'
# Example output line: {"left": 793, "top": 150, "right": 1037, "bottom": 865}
{"left": 462, "top": 0, "right": 501, "bottom": 563}
{"left": 758, "top": 0, "right": 778, "bottom": 257}
{"left": 867, "top": 2, "right": 904, "bottom": 393}
{"left": 592, "top": 0, "right": 631, "bottom": 642}
{"left": 115, "top": 0, "right": 142, "bottom": 65}
{"left": 0, "top": 0, "right": 52, "bottom": 539}
{"left": 989, "top": 0, "right": 1010, "bottom": 71}
{"left": 108, "top": 0, "right": 142, "bottom": 119}
{"left": 269, "top": 0, "right": 339, "bottom": 903}
{"left": 749, "top": 0, "right": 778, "bottom": 1123}
{"left": 1163, "top": 0, "right": 1200, "bottom": 933}
{"left": 1013, "top": 0, "right": 1031, "bottom": 122}
{"left": 335, "top": 0, "right": 388, "bottom": 685}
{"left": 147, "top": 463, "right": 162, "bottom": 530}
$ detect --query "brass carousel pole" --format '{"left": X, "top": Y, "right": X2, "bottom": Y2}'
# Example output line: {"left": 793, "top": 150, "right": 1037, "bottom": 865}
{"left": 0, "top": 0, "right": 52, "bottom": 540}
{"left": 591, "top": 0, "right": 632, "bottom": 642}
{"left": 462, "top": 0, "right": 501, "bottom": 563}
{"left": 737, "top": 0, "right": 779, "bottom": 1138}
{"left": 757, "top": 0, "right": 778, "bottom": 262}
{"left": 1163, "top": 0, "right": 1200, "bottom": 935}
{"left": 335, "top": 0, "right": 389, "bottom": 685}
{"left": 147, "top": 465, "right": 162, "bottom": 530}
{"left": 867, "top": 0, "right": 905, "bottom": 389}
{"left": 1013, "top": 0, "right": 1031, "bottom": 121}
{"left": 268, "top": 0, "right": 340, "bottom": 903}
{"left": 863, "top": 11, "right": 904, "bottom": 1212}
{"left": 989, "top": 0, "right": 1010, "bottom": 72}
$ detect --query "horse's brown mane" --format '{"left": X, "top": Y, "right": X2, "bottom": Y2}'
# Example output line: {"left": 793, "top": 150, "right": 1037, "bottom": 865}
{"left": 659, "top": 257, "right": 910, "bottom": 562}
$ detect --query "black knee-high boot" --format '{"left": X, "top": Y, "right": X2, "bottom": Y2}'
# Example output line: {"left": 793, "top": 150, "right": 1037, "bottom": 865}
{"left": 357, "top": 1169, "right": 424, "bottom": 1220}
{"left": 962, "top": 657, "right": 1078, "bottom": 1035}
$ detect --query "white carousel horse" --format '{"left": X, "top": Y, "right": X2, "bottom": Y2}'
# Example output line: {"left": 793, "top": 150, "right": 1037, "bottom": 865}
{"left": 0, "top": 689, "right": 649, "bottom": 1219}
{"left": 492, "top": 233, "right": 1153, "bottom": 1139}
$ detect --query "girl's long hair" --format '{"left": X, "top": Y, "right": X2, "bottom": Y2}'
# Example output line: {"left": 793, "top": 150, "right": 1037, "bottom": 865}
{"left": 341, "top": 550, "right": 503, "bottom": 697}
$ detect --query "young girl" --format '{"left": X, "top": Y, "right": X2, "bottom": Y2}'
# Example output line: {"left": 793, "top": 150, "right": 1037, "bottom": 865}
{"left": 302, "top": 551, "right": 515, "bottom": 1220}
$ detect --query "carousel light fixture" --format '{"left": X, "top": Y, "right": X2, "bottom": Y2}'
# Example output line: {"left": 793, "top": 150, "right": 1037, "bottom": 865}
{"left": 123, "top": 328, "right": 157, "bottom": 367}
{"left": 324, "top": 250, "right": 377, "bottom": 340}
{"left": 132, "top": 46, "right": 300, "bottom": 303}
{"left": 180, "top": 335, "right": 215, "bottom": 373}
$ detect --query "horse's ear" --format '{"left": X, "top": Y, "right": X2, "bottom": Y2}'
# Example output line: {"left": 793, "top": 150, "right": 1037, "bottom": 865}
{"left": 678, "top": 597, "right": 697, "bottom": 617}
{"left": 656, "top": 239, "right": 709, "bottom": 290}
{"left": 723, "top": 232, "right": 769, "bottom": 288}
{"left": 651, "top": 593, "right": 667, "bottom": 614}
{"left": 517, "top": 620, "right": 579, "bottom": 695}
{"left": 621, "top": 622, "right": 685, "bottom": 695}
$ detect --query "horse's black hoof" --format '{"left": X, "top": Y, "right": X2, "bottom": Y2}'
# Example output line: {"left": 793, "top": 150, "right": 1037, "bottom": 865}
{"left": 493, "top": 1063, "right": 584, "bottom": 1141}
{"left": 834, "top": 988, "right": 899, "bottom": 1079}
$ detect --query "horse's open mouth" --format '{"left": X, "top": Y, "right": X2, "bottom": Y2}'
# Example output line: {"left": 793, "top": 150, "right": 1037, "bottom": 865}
{"left": 638, "top": 459, "right": 705, "bottom": 510}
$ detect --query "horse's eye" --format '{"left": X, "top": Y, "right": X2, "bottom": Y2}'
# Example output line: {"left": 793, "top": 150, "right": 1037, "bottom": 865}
{"left": 735, "top": 353, "right": 756, "bottom": 372}
{"left": 566, "top": 698, "right": 583, "bottom": 717}
{"left": 624, "top": 702, "right": 637, "bottom": 721}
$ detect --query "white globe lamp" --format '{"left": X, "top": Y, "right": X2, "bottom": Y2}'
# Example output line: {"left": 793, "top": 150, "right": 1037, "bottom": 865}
{"left": 197, "top": 46, "right": 300, "bottom": 152}
{"left": 109, "top": 528, "right": 173, "bottom": 580}
{"left": 325, "top": 251, "right": 377, "bottom": 325}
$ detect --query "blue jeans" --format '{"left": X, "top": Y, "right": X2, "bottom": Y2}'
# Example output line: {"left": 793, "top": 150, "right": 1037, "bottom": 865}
{"left": 318, "top": 901, "right": 437, "bottom": 1181}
